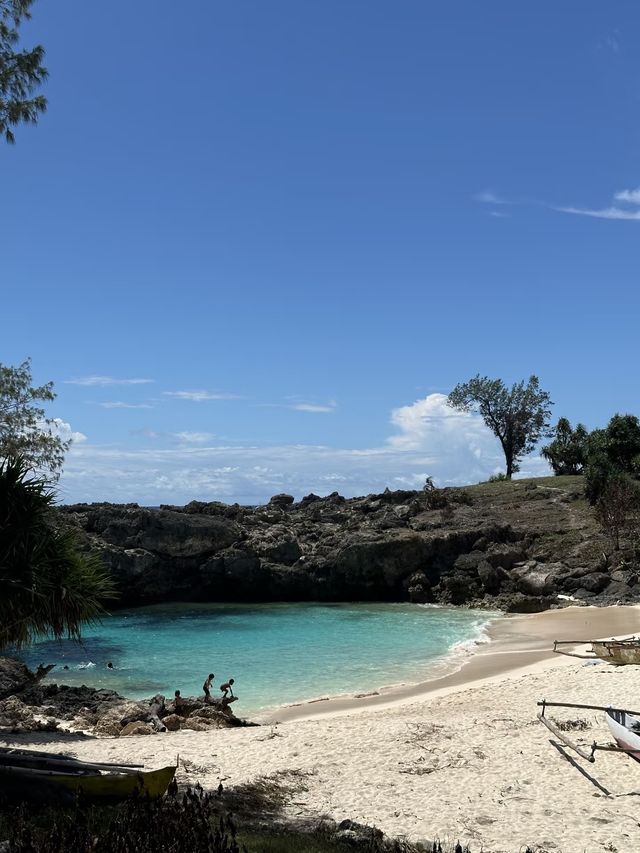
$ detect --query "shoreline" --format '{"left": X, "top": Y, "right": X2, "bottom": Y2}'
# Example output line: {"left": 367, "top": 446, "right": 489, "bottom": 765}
{"left": 5, "top": 604, "right": 640, "bottom": 851}
{"left": 259, "top": 603, "right": 640, "bottom": 723}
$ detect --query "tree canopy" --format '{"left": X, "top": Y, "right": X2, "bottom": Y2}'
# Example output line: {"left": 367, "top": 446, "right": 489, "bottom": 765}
{"left": 0, "top": 358, "right": 71, "bottom": 477}
{"left": 0, "top": 0, "right": 47, "bottom": 144}
{"left": 0, "top": 457, "right": 115, "bottom": 649}
{"left": 448, "top": 374, "right": 553, "bottom": 479}
{"left": 541, "top": 417, "right": 589, "bottom": 476}
{"left": 584, "top": 414, "right": 640, "bottom": 505}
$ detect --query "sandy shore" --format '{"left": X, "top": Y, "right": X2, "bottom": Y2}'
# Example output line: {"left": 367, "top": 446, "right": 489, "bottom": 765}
{"left": 4, "top": 604, "right": 640, "bottom": 852}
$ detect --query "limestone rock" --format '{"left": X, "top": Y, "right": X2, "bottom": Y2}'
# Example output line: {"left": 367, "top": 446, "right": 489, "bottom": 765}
{"left": 59, "top": 477, "right": 628, "bottom": 608}
{"left": 181, "top": 717, "right": 215, "bottom": 732}
{"left": 0, "top": 658, "right": 33, "bottom": 700}
{"left": 0, "top": 695, "right": 33, "bottom": 727}
{"left": 94, "top": 718, "right": 123, "bottom": 736}
{"left": 120, "top": 721, "right": 153, "bottom": 736}
{"left": 163, "top": 713, "right": 182, "bottom": 731}
{"left": 268, "top": 493, "right": 294, "bottom": 508}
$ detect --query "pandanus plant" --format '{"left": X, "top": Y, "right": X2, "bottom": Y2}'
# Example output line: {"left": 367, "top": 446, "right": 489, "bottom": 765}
{"left": 0, "top": 456, "right": 116, "bottom": 649}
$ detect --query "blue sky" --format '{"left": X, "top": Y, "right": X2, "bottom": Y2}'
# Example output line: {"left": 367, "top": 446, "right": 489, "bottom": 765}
{"left": 2, "top": 1, "right": 640, "bottom": 504}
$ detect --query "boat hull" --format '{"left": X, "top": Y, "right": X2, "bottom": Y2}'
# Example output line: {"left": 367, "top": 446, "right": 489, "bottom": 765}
{"left": 605, "top": 709, "right": 640, "bottom": 763}
{"left": 0, "top": 764, "right": 176, "bottom": 803}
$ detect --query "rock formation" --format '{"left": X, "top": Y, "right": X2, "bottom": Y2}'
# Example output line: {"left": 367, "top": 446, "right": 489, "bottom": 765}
{"left": 58, "top": 478, "right": 639, "bottom": 613}
{"left": 0, "top": 658, "right": 254, "bottom": 735}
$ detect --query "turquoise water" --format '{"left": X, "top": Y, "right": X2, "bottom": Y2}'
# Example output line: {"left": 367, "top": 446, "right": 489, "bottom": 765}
{"left": 21, "top": 603, "right": 497, "bottom": 715}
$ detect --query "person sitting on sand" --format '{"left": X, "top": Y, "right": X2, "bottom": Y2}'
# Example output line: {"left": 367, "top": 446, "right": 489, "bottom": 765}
{"left": 202, "top": 673, "right": 215, "bottom": 702}
{"left": 220, "top": 678, "right": 235, "bottom": 699}
{"left": 173, "top": 689, "right": 184, "bottom": 713}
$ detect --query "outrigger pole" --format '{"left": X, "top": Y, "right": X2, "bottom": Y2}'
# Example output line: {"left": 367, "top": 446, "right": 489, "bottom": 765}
{"left": 552, "top": 640, "right": 597, "bottom": 659}
{"left": 537, "top": 700, "right": 640, "bottom": 763}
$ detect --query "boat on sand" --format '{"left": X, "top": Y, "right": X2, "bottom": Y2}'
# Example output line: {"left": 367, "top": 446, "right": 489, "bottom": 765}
{"left": 0, "top": 746, "right": 176, "bottom": 804}
{"left": 537, "top": 699, "right": 640, "bottom": 764}
{"left": 552, "top": 636, "right": 640, "bottom": 665}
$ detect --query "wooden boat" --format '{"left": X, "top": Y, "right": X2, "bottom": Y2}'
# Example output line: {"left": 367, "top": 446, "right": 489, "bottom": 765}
{"left": 605, "top": 708, "right": 640, "bottom": 763}
{"left": 0, "top": 746, "right": 176, "bottom": 804}
{"left": 553, "top": 636, "right": 640, "bottom": 665}
{"left": 537, "top": 699, "right": 640, "bottom": 764}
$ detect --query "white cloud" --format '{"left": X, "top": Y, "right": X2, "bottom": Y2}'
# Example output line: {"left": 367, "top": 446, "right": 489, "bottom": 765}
{"left": 555, "top": 185, "right": 640, "bottom": 221}
{"left": 291, "top": 401, "right": 337, "bottom": 413}
{"left": 163, "top": 390, "right": 240, "bottom": 402}
{"left": 41, "top": 418, "right": 87, "bottom": 444}
{"left": 65, "top": 376, "right": 154, "bottom": 386}
{"left": 614, "top": 187, "right": 640, "bottom": 204}
{"left": 172, "top": 432, "right": 217, "bottom": 443}
{"left": 260, "top": 397, "right": 338, "bottom": 413}
{"left": 474, "top": 190, "right": 510, "bottom": 205}
{"left": 53, "top": 419, "right": 87, "bottom": 444}
{"left": 99, "top": 401, "right": 153, "bottom": 409}
{"left": 58, "top": 393, "right": 551, "bottom": 505}
{"left": 555, "top": 205, "right": 640, "bottom": 221}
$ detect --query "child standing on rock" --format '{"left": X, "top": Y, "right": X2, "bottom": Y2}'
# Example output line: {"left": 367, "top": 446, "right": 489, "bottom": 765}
{"left": 202, "top": 673, "right": 215, "bottom": 702}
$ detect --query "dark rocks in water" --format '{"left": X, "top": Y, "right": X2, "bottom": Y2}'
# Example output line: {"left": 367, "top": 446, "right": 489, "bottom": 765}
{"left": 59, "top": 477, "right": 639, "bottom": 611}
{"left": 0, "top": 670, "right": 255, "bottom": 736}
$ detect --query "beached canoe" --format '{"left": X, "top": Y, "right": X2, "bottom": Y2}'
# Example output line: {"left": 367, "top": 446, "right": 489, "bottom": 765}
{"left": 0, "top": 750, "right": 176, "bottom": 804}
{"left": 592, "top": 640, "right": 640, "bottom": 666}
{"left": 553, "top": 637, "right": 640, "bottom": 665}
{"left": 537, "top": 700, "right": 640, "bottom": 765}
{"left": 605, "top": 708, "right": 640, "bottom": 763}
{"left": 0, "top": 763, "right": 176, "bottom": 802}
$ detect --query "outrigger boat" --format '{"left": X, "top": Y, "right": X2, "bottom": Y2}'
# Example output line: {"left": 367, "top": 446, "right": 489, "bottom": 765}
{"left": 537, "top": 700, "right": 640, "bottom": 764}
{"left": 552, "top": 636, "right": 640, "bottom": 666}
{"left": 0, "top": 746, "right": 176, "bottom": 804}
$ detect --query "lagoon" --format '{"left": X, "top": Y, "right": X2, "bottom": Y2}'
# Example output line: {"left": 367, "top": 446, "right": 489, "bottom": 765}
{"left": 21, "top": 602, "right": 497, "bottom": 715}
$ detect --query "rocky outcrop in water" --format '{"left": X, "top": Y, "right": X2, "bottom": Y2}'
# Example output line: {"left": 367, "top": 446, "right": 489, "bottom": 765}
{"left": 59, "top": 478, "right": 640, "bottom": 613}
{"left": 0, "top": 658, "right": 254, "bottom": 735}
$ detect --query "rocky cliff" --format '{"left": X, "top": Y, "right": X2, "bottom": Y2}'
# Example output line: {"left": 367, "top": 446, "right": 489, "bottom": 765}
{"left": 59, "top": 476, "right": 639, "bottom": 613}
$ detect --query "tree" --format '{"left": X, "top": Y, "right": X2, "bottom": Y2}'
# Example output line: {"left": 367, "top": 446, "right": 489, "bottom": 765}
{"left": 0, "top": 457, "right": 115, "bottom": 649}
{"left": 448, "top": 374, "right": 553, "bottom": 479}
{"left": 0, "top": 358, "right": 70, "bottom": 477}
{"left": 1, "top": 0, "right": 47, "bottom": 144}
{"left": 584, "top": 415, "right": 640, "bottom": 505}
{"left": 541, "top": 417, "right": 589, "bottom": 475}
{"left": 601, "top": 414, "right": 640, "bottom": 472}
{"left": 594, "top": 473, "right": 640, "bottom": 551}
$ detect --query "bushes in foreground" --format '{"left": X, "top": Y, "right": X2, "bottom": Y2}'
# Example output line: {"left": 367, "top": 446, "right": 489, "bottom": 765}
{"left": 0, "top": 787, "right": 565, "bottom": 853}
{"left": 0, "top": 788, "right": 467, "bottom": 853}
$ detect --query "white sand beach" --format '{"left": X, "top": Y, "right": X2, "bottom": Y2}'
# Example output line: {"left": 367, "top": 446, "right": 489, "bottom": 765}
{"left": 5, "top": 605, "right": 640, "bottom": 853}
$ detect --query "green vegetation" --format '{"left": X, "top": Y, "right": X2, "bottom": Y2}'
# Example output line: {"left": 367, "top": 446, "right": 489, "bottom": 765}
{"left": 541, "top": 417, "right": 588, "bottom": 475}
{"left": 0, "top": 0, "right": 47, "bottom": 143}
{"left": 448, "top": 375, "right": 552, "bottom": 479}
{"left": 0, "top": 791, "right": 469, "bottom": 853}
{"left": 0, "top": 358, "right": 70, "bottom": 478}
{"left": 0, "top": 456, "right": 115, "bottom": 649}
{"left": 577, "top": 415, "right": 640, "bottom": 548}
